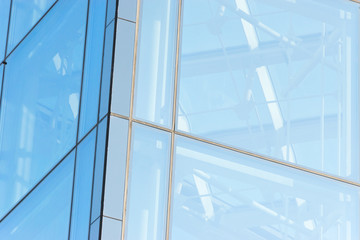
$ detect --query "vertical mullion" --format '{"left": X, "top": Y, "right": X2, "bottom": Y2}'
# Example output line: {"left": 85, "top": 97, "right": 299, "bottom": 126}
{"left": 121, "top": 0, "right": 142, "bottom": 239}
{"left": 67, "top": 0, "right": 91, "bottom": 238}
{"left": 166, "top": 0, "right": 183, "bottom": 239}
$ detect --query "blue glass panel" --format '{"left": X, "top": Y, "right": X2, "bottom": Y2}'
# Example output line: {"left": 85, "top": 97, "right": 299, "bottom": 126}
{"left": 79, "top": 0, "right": 107, "bottom": 139}
{"left": 170, "top": 136, "right": 360, "bottom": 240}
{"left": 99, "top": 21, "right": 115, "bottom": 119}
{"left": 0, "top": 64, "right": 3, "bottom": 96}
{"left": 134, "top": 0, "right": 178, "bottom": 128}
{"left": 0, "top": 0, "right": 87, "bottom": 219}
{"left": 89, "top": 217, "right": 100, "bottom": 240}
{"left": 125, "top": 123, "right": 171, "bottom": 240}
{"left": 0, "top": 0, "right": 10, "bottom": 60}
{"left": 8, "top": 0, "right": 56, "bottom": 52}
{"left": 0, "top": 151, "right": 75, "bottom": 240}
{"left": 70, "top": 128, "right": 97, "bottom": 239}
{"left": 91, "top": 116, "right": 108, "bottom": 222}
{"left": 177, "top": 0, "right": 360, "bottom": 180}
{"left": 107, "top": 0, "right": 117, "bottom": 26}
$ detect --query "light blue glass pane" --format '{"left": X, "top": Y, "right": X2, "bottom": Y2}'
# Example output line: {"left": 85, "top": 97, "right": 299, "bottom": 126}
{"left": 102, "top": 217, "right": 122, "bottom": 239}
{"left": 0, "top": 64, "right": 3, "bottom": 95}
{"left": 70, "top": 128, "right": 97, "bottom": 239}
{"left": 0, "top": 0, "right": 87, "bottom": 219}
{"left": 177, "top": 0, "right": 359, "bottom": 180}
{"left": 91, "top": 116, "right": 108, "bottom": 222}
{"left": 134, "top": 0, "right": 178, "bottom": 128}
{"left": 0, "top": 151, "right": 75, "bottom": 240}
{"left": 8, "top": 0, "right": 56, "bottom": 52}
{"left": 79, "top": 0, "right": 107, "bottom": 139}
{"left": 111, "top": 19, "right": 135, "bottom": 117}
{"left": 171, "top": 136, "right": 360, "bottom": 240}
{"left": 0, "top": 0, "right": 10, "bottom": 60}
{"left": 103, "top": 116, "right": 128, "bottom": 219}
{"left": 125, "top": 123, "right": 171, "bottom": 240}
{"left": 99, "top": 21, "right": 115, "bottom": 119}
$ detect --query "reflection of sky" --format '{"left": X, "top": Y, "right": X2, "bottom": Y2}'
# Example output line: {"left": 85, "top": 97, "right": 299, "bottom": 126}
{"left": 177, "top": 0, "right": 359, "bottom": 180}
{"left": 0, "top": 0, "right": 87, "bottom": 219}
{"left": 171, "top": 136, "right": 359, "bottom": 240}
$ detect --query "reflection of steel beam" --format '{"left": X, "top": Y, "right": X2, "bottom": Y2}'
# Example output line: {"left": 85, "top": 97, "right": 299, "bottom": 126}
{"left": 181, "top": 36, "right": 339, "bottom": 78}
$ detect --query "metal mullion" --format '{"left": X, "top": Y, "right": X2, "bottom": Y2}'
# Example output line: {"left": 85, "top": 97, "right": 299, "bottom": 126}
{"left": 68, "top": 0, "right": 91, "bottom": 238}
{"left": 121, "top": 0, "right": 141, "bottom": 239}
{"left": 165, "top": 0, "right": 183, "bottom": 239}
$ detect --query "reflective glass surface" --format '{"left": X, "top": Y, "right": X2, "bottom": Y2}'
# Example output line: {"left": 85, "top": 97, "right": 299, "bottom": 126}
{"left": 170, "top": 136, "right": 360, "bottom": 240}
{"left": 79, "top": 0, "right": 107, "bottom": 139}
{"left": 102, "top": 217, "right": 122, "bottom": 239}
{"left": 103, "top": 116, "right": 128, "bottom": 220}
{"left": 0, "top": 0, "right": 87, "bottom": 218}
{"left": 99, "top": 21, "right": 115, "bottom": 119}
{"left": 0, "top": 151, "right": 75, "bottom": 240}
{"left": 125, "top": 123, "right": 171, "bottom": 240}
{"left": 177, "top": 0, "right": 360, "bottom": 180}
{"left": 134, "top": 0, "right": 179, "bottom": 128}
{"left": 0, "top": 0, "right": 10, "bottom": 60}
{"left": 91, "top": 116, "right": 108, "bottom": 222}
{"left": 70, "top": 129, "right": 97, "bottom": 240}
{"left": 89, "top": 218, "right": 100, "bottom": 240}
{"left": 8, "top": 0, "right": 56, "bottom": 52}
{"left": 111, "top": 19, "right": 135, "bottom": 117}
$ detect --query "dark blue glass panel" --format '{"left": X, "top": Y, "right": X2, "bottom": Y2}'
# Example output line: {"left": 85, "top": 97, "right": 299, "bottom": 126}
{"left": 99, "top": 21, "right": 115, "bottom": 119}
{"left": 107, "top": 0, "right": 117, "bottom": 25}
{"left": 0, "top": 0, "right": 87, "bottom": 219}
{"left": 7, "top": 0, "right": 56, "bottom": 53}
{"left": 91, "top": 116, "right": 108, "bottom": 222}
{"left": 0, "top": 151, "right": 75, "bottom": 240}
{"left": 0, "top": 0, "right": 10, "bottom": 60}
{"left": 79, "top": 0, "right": 107, "bottom": 139}
{"left": 70, "top": 128, "right": 97, "bottom": 239}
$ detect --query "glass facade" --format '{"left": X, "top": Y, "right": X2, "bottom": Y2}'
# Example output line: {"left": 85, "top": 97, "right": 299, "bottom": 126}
{"left": 1, "top": 0, "right": 360, "bottom": 239}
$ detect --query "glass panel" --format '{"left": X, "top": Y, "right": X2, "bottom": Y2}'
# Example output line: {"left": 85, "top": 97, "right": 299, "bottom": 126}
{"left": 134, "top": 0, "right": 178, "bottom": 128}
{"left": 89, "top": 218, "right": 100, "bottom": 240}
{"left": 91, "top": 116, "right": 108, "bottom": 222}
{"left": 177, "top": 0, "right": 360, "bottom": 180}
{"left": 0, "top": 64, "right": 3, "bottom": 96}
{"left": 111, "top": 19, "right": 135, "bottom": 117}
{"left": 125, "top": 123, "right": 171, "bottom": 240}
{"left": 107, "top": 0, "right": 117, "bottom": 26}
{"left": 170, "top": 136, "right": 360, "bottom": 240}
{"left": 103, "top": 116, "right": 128, "bottom": 219}
{"left": 118, "top": 0, "right": 137, "bottom": 22}
{"left": 0, "top": 0, "right": 87, "bottom": 219}
{"left": 102, "top": 217, "right": 122, "bottom": 239}
{"left": 70, "top": 128, "right": 97, "bottom": 239}
{"left": 0, "top": 0, "right": 11, "bottom": 60}
{"left": 0, "top": 151, "right": 75, "bottom": 240}
{"left": 79, "top": 0, "right": 107, "bottom": 139}
{"left": 8, "top": 0, "right": 56, "bottom": 52}
{"left": 99, "top": 21, "right": 115, "bottom": 119}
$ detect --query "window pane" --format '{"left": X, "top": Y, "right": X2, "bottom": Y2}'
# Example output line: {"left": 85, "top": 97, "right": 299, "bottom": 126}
{"left": 125, "top": 123, "right": 171, "bottom": 240}
{"left": 170, "top": 136, "right": 360, "bottom": 240}
{"left": 0, "top": 0, "right": 87, "bottom": 219}
{"left": 177, "top": 0, "right": 360, "bottom": 180}
{"left": 99, "top": 21, "right": 115, "bottom": 119}
{"left": 91, "top": 116, "right": 108, "bottom": 222}
{"left": 79, "top": 0, "right": 107, "bottom": 139}
{"left": 70, "top": 128, "right": 97, "bottom": 239}
{"left": 8, "top": 0, "right": 56, "bottom": 52}
{"left": 0, "top": 0, "right": 10, "bottom": 60}
{"left": 134, "top": 0, "right": 178, "bottom": 128}
{"left": 0, "top": 151, "right": 75, "bottom": 240}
